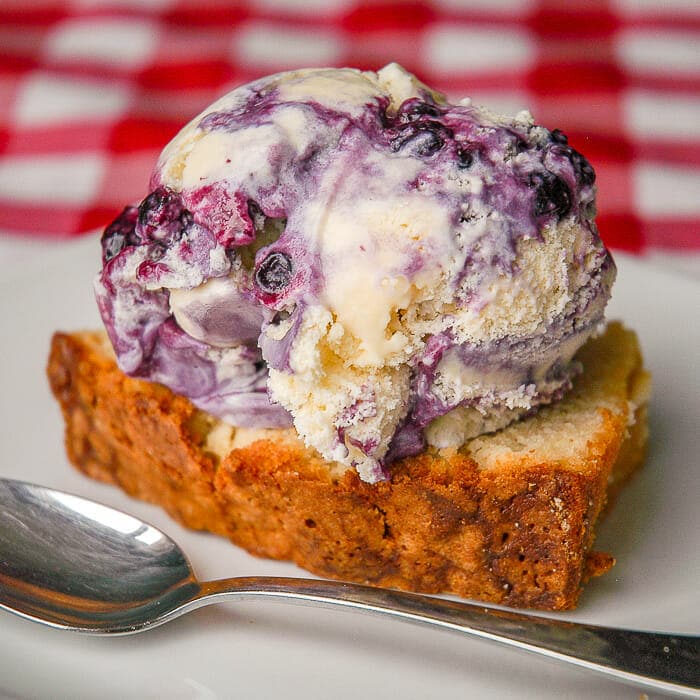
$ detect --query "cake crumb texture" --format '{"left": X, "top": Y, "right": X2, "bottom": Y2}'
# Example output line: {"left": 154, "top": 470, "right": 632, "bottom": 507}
{"left": 47, "top": 322, "right": 649, "bottom": 610}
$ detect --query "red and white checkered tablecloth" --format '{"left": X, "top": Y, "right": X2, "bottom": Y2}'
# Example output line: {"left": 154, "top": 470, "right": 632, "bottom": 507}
{"left": 1, "top": 0, "right": 699, "bottom": 276}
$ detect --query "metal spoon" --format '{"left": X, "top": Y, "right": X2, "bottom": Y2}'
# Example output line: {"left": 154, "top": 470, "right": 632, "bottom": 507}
{"left": 0, "top": 478, "right": 697, "bottom": 697}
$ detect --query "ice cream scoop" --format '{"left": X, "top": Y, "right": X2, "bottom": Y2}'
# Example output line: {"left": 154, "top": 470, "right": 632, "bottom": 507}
{"left": 95, "top": 64, "right": 615, "bottom": 483}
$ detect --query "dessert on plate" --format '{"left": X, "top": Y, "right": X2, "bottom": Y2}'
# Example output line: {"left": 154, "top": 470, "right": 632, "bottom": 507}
{"left": 48, "top": 64, "right": 650, "bottom": 610}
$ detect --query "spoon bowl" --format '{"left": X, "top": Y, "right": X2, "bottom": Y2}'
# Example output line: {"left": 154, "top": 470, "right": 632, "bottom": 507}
{"left": 0, "top": 478, "right": 698, "bottom": 697}
{"left": 0, "top": 478, "right": 199, "bottom": 632}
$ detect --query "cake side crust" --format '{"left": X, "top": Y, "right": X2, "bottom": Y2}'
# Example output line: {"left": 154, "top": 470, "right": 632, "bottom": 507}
{"left": 47, "top": 322, "right": 649, "bottom": 610}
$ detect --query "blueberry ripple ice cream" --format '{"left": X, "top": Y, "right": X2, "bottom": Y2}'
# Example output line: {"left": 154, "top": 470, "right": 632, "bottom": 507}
{"left": 95, "top": 64, "right": 615, "bottom": 483}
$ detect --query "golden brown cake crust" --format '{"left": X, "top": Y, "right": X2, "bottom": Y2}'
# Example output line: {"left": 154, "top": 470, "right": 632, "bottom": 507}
{"left": 47, "top": 323, "right": 649, "bottom": 610}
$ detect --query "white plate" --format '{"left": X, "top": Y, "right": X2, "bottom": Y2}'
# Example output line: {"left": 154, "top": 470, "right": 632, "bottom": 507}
{"left": 0, "top": 236, "right": 698, "bottom": 700}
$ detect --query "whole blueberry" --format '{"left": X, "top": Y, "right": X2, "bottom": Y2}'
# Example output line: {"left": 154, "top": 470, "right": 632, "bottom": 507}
{"left": 551, "top": 129, "right": 569, "bottom": 145}
{"left": 137, "top": 187, "right": 189, "bottom": 244}
{"left": 551, "top": 142, "right": 596, "bottom": 187}
{"left": 532, "top": 172, "right": 572, "bottom": 219}
{"left": 567, "top": 147, "right": 596, "bottom": 186}
{"left": 456, "top": 147, "right": 473, "bottom": 168}
{"left": 392, "top": 122, "right": 448, "bottom": 157}
{"left": 409, "top": 130, "right": 444, "bottom": 157}
{"left": 397, "top": 98, "right": 442, "bottom": 122}
{"left": 255, "top": 251, "right": 294, "bottom": 294}
{"left": 101, "top": 206, "right": 139, "bottom": 262}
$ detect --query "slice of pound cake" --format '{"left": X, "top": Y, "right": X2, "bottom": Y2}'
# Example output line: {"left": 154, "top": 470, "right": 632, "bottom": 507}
{"left": 48, "top": 321, "right": 649, "bottom": 610}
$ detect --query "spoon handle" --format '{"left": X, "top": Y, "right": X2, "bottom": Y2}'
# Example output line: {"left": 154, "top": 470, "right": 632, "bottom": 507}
{"left": 190, "top": 576, "right": 699, "bottom": 698}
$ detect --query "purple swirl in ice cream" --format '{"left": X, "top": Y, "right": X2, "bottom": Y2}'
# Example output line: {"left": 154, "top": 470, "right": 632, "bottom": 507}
{"left": 95, "top": 64, "right": 615, "bottom": 483}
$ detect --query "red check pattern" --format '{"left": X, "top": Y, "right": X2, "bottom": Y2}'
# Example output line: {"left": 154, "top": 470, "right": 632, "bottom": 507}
{"left": 1, "top": 0, "right": 699, "bottom": 266}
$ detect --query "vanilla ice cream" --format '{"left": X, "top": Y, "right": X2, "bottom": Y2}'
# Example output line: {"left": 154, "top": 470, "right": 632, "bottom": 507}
{"left": 95, "top": 64, "right": 615, "bottom": 483}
